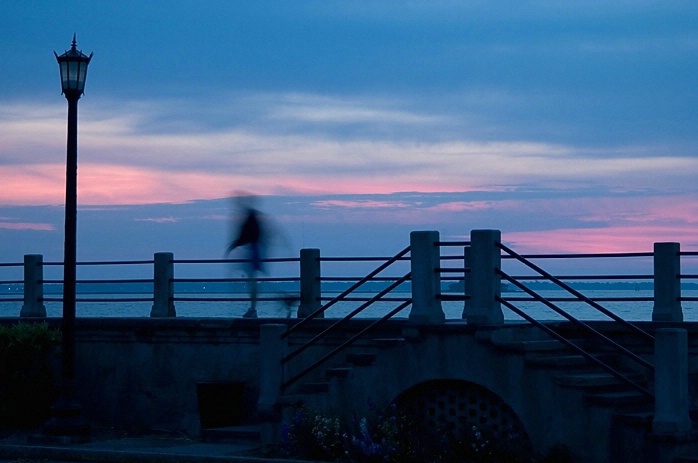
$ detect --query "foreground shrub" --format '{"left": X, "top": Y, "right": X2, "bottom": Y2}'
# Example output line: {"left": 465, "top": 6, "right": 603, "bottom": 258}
{"left": 279, "top": 402, "right": 537, "bottom": 463}
{"left": 0, "top": 322, "right": 60, "bottom": 427}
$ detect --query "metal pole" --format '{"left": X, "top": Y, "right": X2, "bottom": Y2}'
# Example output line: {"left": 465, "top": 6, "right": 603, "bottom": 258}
{"left": 62, "top": 94, "right": 78, "bottom": 387}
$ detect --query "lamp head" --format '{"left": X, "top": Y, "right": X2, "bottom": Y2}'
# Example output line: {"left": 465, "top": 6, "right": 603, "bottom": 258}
{"left": 54, "top": 34, "right": 93, "bottom": 98}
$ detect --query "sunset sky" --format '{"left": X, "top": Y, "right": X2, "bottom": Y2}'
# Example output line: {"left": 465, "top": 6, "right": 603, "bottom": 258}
{"left": 1, "top": 1, "right": 697, "bottom": 278}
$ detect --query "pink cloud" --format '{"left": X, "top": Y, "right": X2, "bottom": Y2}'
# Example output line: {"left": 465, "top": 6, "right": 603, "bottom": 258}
{"left": 506, "top": 225, "right": 698, "bottom": 255}
{"left": 0, "top": 222, "right": 54, "bottom": 231}
{"left": 311, "top": 200, "right": 411, "bottom": 209}
{"left": 135, "top": 217, "right": 178, "bottom": 223}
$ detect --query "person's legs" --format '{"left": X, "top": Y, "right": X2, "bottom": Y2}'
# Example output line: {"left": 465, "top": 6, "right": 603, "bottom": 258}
{"left": 243, "top": 269, "right": 258, "bottom": 318}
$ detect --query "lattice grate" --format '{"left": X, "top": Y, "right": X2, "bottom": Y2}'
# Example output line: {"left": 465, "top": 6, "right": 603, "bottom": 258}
{"left": 395, "top": 379, "right": 529, "bottom": 445}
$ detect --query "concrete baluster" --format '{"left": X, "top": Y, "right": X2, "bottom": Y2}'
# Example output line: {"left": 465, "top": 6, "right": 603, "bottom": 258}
{"left": 150, "top": 252, "right": 176, "bottom": 317}
{"left": 258, "top": 324, "right": 287, "bottom": 445}
{"left": 461, "top": 246, "right": 471, "bottom": 320}
{"left": 298, "top": 248, "right": 321, "bottom": 318}
{"left": 20, "top": 254, "right": 47, "bottom": 317}
{"left": 409, "top": 230, "right": 445, "bottom": 324}
{"left": 653, "top": 328, "right": 692, "bottom": 434}
{"left": 653, "top": 242, "right": 683, "bottom": 322}
{"left": 466, "top": 229, "right": 503, "bottom": 326}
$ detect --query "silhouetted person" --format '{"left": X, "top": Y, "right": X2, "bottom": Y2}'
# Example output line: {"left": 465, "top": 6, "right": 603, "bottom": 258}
{"left": 225, "top": 195, "right": 265, "bottom": 318}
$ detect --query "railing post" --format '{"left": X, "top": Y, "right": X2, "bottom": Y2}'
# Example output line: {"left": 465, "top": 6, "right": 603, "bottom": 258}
{"left": 298, "top": 248, "right": 321, "bottom": 318}
{"left": 20, "top": 254, "right": 46, "bottom": 317}
{"left": 653, "top": 242, "right": 682, "bottom": 322}
{"left": 467, "top": 229, "right": 503, "bottom": 326}
{"left": 150, "top": 252, "right": 176, "bottom": 317}
{"left": 653, "top": 328, "right": 692, "bottom": 434}
{"left": 409, "top": 230, "right": 445, "bottom": 324}
{"left": 461, "top": 246, "right": 471, "bottom": 320}
{"left": 258, "top": 324, "right": 286, "bottom": 445}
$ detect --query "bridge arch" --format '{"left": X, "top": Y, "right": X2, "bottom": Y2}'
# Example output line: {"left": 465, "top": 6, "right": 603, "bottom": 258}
{"left": 392, "top": 379, "right": 532, "bottom": 451}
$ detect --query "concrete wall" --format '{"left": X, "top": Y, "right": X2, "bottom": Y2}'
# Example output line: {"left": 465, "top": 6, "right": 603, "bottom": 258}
{"left": 3, "top": 318, "right": 697, "bottom": 461}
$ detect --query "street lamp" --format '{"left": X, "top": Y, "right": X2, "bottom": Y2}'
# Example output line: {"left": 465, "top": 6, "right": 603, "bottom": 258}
{"left": 44, "top": 34, "right": 92, "bottom": 440}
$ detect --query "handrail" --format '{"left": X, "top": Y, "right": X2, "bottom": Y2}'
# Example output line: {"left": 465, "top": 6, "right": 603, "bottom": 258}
{"left": 497, "top": 297, "right": 654, "bottom": 399}
{"left": 282, "top": 299, "right": 412, "bottom": 391}
{"left": 497, "top": 242, "right": 653, "bottom": 342}
{"left": 499, "top": 271, "right": 654, "bottom": 372}
{"left": 282, "top": 245, "right": 411, "bottom": 339}
{"left": 282, "top": 272, "right": 412, "bottom": 364}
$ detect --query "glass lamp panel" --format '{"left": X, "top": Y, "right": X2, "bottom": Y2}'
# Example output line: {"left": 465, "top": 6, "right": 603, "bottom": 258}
{"left": 77, "top": 63, "right": 87, "bottom": 92}
{"left": 68, "top": 61, "right": 80, "bottom": 90}
{"left": 59, "top": 61, "right": 70, "bottom": 90}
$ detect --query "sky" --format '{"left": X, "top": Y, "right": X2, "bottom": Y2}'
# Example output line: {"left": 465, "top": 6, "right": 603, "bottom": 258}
{"left": 1, "top": 1, "right": 697, "bottom": 279}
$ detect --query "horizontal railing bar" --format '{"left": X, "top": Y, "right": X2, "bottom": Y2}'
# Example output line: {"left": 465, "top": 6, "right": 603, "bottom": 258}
{"left": 319, "top": 277, "right": 408, "bottom": 282}
{"left": 44, "top": 260, "right": 154, "bottom": 266}
{"left": 436, "top": 268, "right": 467, "bottom": 273}
{"left": 318, "top": 296, "right": 410, "bottom": 302}
{"left": 436, "top": 241, "right": 470, "bottom": 246}
{"left": 0, "top": 263, "right": 22, "bottom": 267}
{"left": 503, "top": 297, "right": 653, "bottom": 302}
{"left": 75, "top": 279, "right": 153, "bottom": 284}
{"left": 173, "top": 277, "right": 300, "bottom": 283}
{"left": 0, "top": 280, "right": 23, "bottom": 285}
{"left": 174, "top": 296, "right": 295, "bottom": 302}
{"left": 178, "top": 257, "right": 299, "bottom": 264}
{"left": 439, "top": 255, "right": 468, "bottom": 260}
{"left": 40, "top": 297, "right": 153, "bottom": 303}
{"left": 319, "top": 256, "right": 410, "bottom": 262}
{"left": 507, "top": 275, "right": 654, "bottom": 281}
{"left": 0, "top": 298, "right": 22, "bottom": 303}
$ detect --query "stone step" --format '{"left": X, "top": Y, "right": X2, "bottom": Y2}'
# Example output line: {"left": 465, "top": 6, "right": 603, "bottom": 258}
{"left": 491, "top": 339, "right": 567, "bottom": 353}
{"left": 675, "top": 456, "right": 698, "bottom": 463}
{"left": 525, "top": 353, "right": 611, "bottom": 369}
{"left": 371, "top": 337, "right": 406, "bottom": 349}
{"left": 297, "top": 382, "right": 330, "bottom": 394}
{"left": 201, "top": 425, "right": 260, "bottom": 443}
{"left": 554, "top": 372, "right": 645, "bottom": 389}
{"left": 325, "top": 367, "right": 351, "bottom": 379}
{"left": 585, "top": 390, "right": 652, "bottom": 408}
{"left": 346, "top": 352, "right": 376, "bottom": 366}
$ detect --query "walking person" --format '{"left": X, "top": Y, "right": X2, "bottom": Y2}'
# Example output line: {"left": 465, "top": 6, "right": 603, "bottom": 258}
{"left": 225, "top": 195, "right": 265, "bottom": 318}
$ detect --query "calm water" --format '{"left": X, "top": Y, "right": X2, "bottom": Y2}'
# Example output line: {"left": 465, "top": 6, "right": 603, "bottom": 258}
{"left": 1, "top": 290, "right": 697, "bottom": 322}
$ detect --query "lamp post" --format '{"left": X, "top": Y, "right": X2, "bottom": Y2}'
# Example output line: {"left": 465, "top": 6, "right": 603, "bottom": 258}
{"left": 45, "top": 35, "right": 92, "bottom": 440}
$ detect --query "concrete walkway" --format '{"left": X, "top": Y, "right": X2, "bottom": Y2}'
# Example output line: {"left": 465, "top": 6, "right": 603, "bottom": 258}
{"left": 0, "top": 428, "right": 310, "bottom": 463}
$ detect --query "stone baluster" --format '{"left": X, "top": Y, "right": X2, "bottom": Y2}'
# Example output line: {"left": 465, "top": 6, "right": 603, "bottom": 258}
{"left": 150, "top": 252, "right": 176, "bottom": 317}
{"left": 20, "top": 254, "right": 47, "bottom": 317}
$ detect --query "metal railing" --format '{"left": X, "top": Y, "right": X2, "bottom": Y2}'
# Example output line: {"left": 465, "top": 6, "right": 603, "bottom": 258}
{"left": 280, "top": 246, "right": 413, "bottom": 391}
{"left": 1, "top": 243, "right": 696, "bottom": 316}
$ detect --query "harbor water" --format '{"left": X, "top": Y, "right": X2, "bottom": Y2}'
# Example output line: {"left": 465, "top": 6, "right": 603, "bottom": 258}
{"left": 1, "top": 290, "right": 697, "bottom": 321}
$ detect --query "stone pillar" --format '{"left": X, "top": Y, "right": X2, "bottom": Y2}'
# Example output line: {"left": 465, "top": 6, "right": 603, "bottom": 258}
{"left": 20, "top": 254, "right": 46, "bottom": 317}
{"left": 258, "top": 324, "right": 286, "bottom": 445}
{"left": 461, "top": 246, "right": 471, "bottom": 320}
{"left": 298, "top": 248, "right": 321, "bottom": 318}
{"left": 150, "top": 252, "right": 176, "bottom": 317}
{"left": 653, "top": 242, "right": 683, "bottom": 322}
{"left": 409, "top": 231, "right": 445, "bottom": 324}
{"left": 653, "top": 328, "right": 692, "bottom": 434}
{"left": 467, "top": 229, "right": 503, "bottom": 326}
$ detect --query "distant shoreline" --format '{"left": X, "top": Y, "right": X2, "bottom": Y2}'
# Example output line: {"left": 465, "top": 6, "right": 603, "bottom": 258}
{"left": 2, "top": 280, "right": 698, "bottom": 295}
